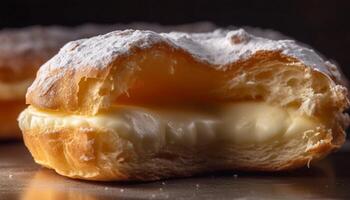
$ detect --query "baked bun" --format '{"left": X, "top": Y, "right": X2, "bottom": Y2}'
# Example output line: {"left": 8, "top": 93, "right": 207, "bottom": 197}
{"left": 19, "top": 29, "right": 349, "bottom": 181}
{"left": 0, "top": 23, "right": 216, "bottom": 140}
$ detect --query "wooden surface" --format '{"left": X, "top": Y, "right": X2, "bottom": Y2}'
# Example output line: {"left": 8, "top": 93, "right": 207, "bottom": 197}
{"left": 1, "top": 141, "right": 350, "bottom": 200}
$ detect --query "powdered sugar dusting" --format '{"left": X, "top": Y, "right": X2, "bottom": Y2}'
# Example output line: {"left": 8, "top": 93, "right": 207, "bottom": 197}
{"left": 0, "top": 22, "right": 217, "bottom": 72}
{"left": 39, "top": 28, "right": 342, "bottom": 83}
{"left": 52, "top": 30, "right": 166, "bottom": 69}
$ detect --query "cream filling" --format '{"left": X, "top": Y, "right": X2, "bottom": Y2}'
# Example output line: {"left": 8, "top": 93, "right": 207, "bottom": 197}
{"left": 19, "top": 102, "right": 320, "bottom": 148}
{"left": 0, "top": 79, "right": 33, "bottom": 100}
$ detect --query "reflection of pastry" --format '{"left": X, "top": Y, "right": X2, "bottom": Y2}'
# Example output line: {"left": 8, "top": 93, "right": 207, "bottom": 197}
{"left": 21, "top": 169, "right": 96, "bottom": 200}
{"left": 0, "top": 22, "right": 216, "bottom": 140}
{"left": 21, "top": 165, "right": 336, "bottom": 200}
{"left": 19, "top": 29, "right": 349, "bottom": 181}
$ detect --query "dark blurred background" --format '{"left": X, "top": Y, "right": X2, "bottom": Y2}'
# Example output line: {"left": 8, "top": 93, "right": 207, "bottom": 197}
{"left": 1, "top": 0, "right": 349, "bottom": 77}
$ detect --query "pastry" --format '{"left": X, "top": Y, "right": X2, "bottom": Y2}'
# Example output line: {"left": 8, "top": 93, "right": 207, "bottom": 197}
{"left": 0, "top": 22, "right": 216, "bottom": 139}
{"left": 18, "top": 29, "right": 349, "bottom": 181}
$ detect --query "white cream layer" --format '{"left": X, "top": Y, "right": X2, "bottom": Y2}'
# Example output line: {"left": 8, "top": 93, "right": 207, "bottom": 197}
{"left": 19, "top": 102, "right": 319, "bottom": 147}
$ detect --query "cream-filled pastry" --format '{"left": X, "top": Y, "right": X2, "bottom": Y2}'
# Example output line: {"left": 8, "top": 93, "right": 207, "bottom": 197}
{"left": 19, "top": 29, "right": 349, "bottom": 181}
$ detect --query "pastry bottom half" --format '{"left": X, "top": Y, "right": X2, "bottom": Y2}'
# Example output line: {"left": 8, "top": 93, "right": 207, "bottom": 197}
{"left": 19, "top": 103, "right": 340, "bottom": 181}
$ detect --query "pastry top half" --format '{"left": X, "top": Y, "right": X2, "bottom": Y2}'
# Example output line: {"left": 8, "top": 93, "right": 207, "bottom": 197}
{"left": 27, "top": 29, "right": 348, "bottom": 113}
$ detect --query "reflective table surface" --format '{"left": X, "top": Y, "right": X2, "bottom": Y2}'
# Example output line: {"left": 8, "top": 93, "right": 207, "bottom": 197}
{"left": 1, "top": 141, "right": 350, "bottom": 200}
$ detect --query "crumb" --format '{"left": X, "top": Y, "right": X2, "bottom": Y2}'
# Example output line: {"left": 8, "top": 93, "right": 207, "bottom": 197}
{"left": 8, "top": 174, "right": 13, "bottom": 179}
{"left": 233, "top": 174, "right": 238, "bottom": 178}
{"left": 79, "top": 154, "right": 93, "bottom": 162}
{"left": 120, "top": 189, "right": 125, "bottom": 192}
